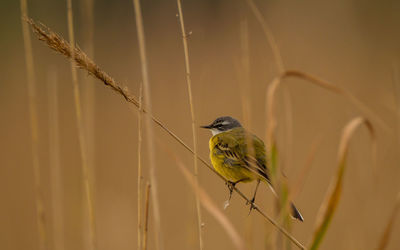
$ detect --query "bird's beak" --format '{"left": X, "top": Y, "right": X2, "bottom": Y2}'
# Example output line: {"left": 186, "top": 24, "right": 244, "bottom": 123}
{"left": 200, "top": 124, "right": 212, "bottom": 129}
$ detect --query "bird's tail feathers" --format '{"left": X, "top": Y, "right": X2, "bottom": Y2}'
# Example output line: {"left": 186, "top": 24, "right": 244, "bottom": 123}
{"left": 265, "top": 183, "right": 304, "bottom": 222}
{"left": 290, "top": 202, "right": 304, "bottom": 222}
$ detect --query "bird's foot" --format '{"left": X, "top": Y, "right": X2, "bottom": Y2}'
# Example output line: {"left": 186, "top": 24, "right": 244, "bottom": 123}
{"left": 225, "top": 181, "right": 236, "bottom": 202}
{"left": 223, "top": 181, "right": 236, "bottom": 210}
{"left": 246, "top": 197, "right": 256, "bottom": 215}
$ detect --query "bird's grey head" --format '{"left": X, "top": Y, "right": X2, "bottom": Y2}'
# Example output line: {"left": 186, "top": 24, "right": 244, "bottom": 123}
{"left": 201, "top": 116, "right": 242, "bottom": 136}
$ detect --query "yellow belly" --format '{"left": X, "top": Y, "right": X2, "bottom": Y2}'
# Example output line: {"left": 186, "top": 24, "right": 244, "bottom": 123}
{"left": 210, "top": 151, "right": 256, "bottom": 183}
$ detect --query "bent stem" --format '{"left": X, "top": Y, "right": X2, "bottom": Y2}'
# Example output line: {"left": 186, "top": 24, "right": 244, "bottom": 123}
{"left": 266, "top": 70, "right": 387, "bottom": 148}
{"left": 309, "top": 117, "right": 375, "bottom": 250}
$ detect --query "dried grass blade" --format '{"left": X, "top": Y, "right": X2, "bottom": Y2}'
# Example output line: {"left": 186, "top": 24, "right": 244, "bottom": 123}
{"left": 308, "top": 117, "right": 375, "bottom": 250}
{"left": 267, "top": 70, "right": 388, "bottom": 147}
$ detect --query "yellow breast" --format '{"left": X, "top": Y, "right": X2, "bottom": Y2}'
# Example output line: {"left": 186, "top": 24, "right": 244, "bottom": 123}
{"left": 208, "top": 133, "right": 256, "bottom": 183}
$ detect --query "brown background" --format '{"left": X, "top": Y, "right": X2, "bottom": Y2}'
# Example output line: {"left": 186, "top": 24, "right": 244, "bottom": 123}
{"left": 1, "top": 0, "right": 400, "bottom": 249}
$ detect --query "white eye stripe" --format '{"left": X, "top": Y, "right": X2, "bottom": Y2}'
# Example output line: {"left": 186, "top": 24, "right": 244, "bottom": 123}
{"left": 222, "top": 121, "right": 230, "bottom": 125}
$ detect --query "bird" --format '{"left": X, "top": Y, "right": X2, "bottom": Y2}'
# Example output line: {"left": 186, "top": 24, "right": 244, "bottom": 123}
{"left": 201, "top": 116, "right": 303, "bottom": 222}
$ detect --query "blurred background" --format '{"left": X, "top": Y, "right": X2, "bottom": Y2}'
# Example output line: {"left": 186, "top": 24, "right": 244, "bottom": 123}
{"left": 1, "top": 0, "right": 400, "bottom": 249}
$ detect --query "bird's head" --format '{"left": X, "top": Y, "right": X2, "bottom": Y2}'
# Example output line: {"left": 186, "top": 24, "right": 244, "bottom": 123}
{"left": 201, "top": 116, "right": 242, "bottom": 136}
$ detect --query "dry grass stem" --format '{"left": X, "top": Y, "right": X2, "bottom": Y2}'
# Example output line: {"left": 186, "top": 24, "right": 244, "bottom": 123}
{"left": 238, "top": 18, "right": 254, "bottom": 250}
{"left": 266, "top": 70, "right": 387, "bottom": 147}
{"left": 238, "top": 18, "right": 252, "bottom": 126}
{"left": 20, "top": 2, "right": 47, "bottom": 250}
{"left": 336, "top": 117, "right": 375, "bottom": 160}
{"left": 176, "top": 1, "right": 204, "bottom": 249}
{"left": 137, "top": 82, "right": 144, "bottom": 250}
{"left": 26, "top": 18, "right": 305, "bottom": 248}
{"left": 244, "top": 0, "right": 296, "bottom": 173}
{"left": 66, "top": 1, "right": 97, "bottom": 250}
{"left": 143, "top": 183, "right": 151, "bottom": 250}
{"left": 132, "top": 1, "right": 163, "bottom": 249}
{"left": 244, "top": 3, "right": 296, "bottom": 230}
{"left": 170, "top": 152, "right": 245, "bottom": 250}
{"left": 244, "top": 0, "right": 284, "bottom": 73}
{"left": 47, "top": 71, "right": 64, "bottom": 250}
{"left": 80, "top": 0, "right": 96, "bottom": 210}
{"left": 309, "top": 117, "right": 375, "bottom": 250}
{"left": 376, "top": 192, "right": 400, "bottom": 250}
{"left": 26, "top": 18, "right": 139, "bottom": 105}
{"left": 243, "top": 2, "right": 297, "bottom": 235}
{"left": 282, "top": 85, "right": 294, "bottom": 173}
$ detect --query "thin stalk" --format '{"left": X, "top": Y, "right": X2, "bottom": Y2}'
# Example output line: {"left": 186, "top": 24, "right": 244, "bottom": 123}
{"left": 244, "top": 0, "right": 284, "bottom": 73}
{"left": 131, "top": 1, "right": 163, "bottom": 249}
{"left": 143, "top": 183, "right": 151, "bottom": 250}
{"left": 243, "top": 4, "right": 294, "bottom": 244}
{"left": 26, "top": 19, "right": 305, "bottom": 249}
{"left": 48, "top": 70, "right": 64, "bottom": 250}
{"left": 80, "top": 0, "right": 95, "bottom": 171}
{"left": 176, "top": 1, "right": 203, "bottom": 249}
{"left": 239, "top": 18, "right": 252, "bottom": 126}
{"left": 137, "top": 83, "right": 144, "bottom": 250}
{"left": 239, "top": 18, "right": 254, "bottom": 250}
{"left": 80, "top": 1, "right": 96, "bottom": 249}
{"left": 80, "top": 0, "right": 96, "bottom": 201}
{"left": 66, "top": 1, "right": 97, "bottom": 250}
{"left": 20, "top": 2, "right": 47, "bottom": 250}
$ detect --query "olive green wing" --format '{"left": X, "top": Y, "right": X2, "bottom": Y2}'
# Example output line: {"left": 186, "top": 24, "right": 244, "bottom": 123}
{"left": 213, "top": 128, "right": 270, "bottom": 182}
{"left": 212, "top": 130, "right": 247, "bottom": 165}
{"left": 248, "top": 134, "right": 271, "bottom": 184}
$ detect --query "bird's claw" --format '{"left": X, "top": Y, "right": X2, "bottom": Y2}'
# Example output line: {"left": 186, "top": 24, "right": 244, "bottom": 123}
{"left": 226, "top": 181, "right": 235, "bottom": 191}
{"left": 226, "top": 181, "right": 235, "bottom": 202}
{"left": 246, "top": 198, "right": 256, "bottom": 215}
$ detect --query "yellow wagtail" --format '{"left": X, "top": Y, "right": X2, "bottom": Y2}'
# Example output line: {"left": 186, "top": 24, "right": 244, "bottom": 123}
{"left": 201, "top": 116, "right": 303, "bottom": 221}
